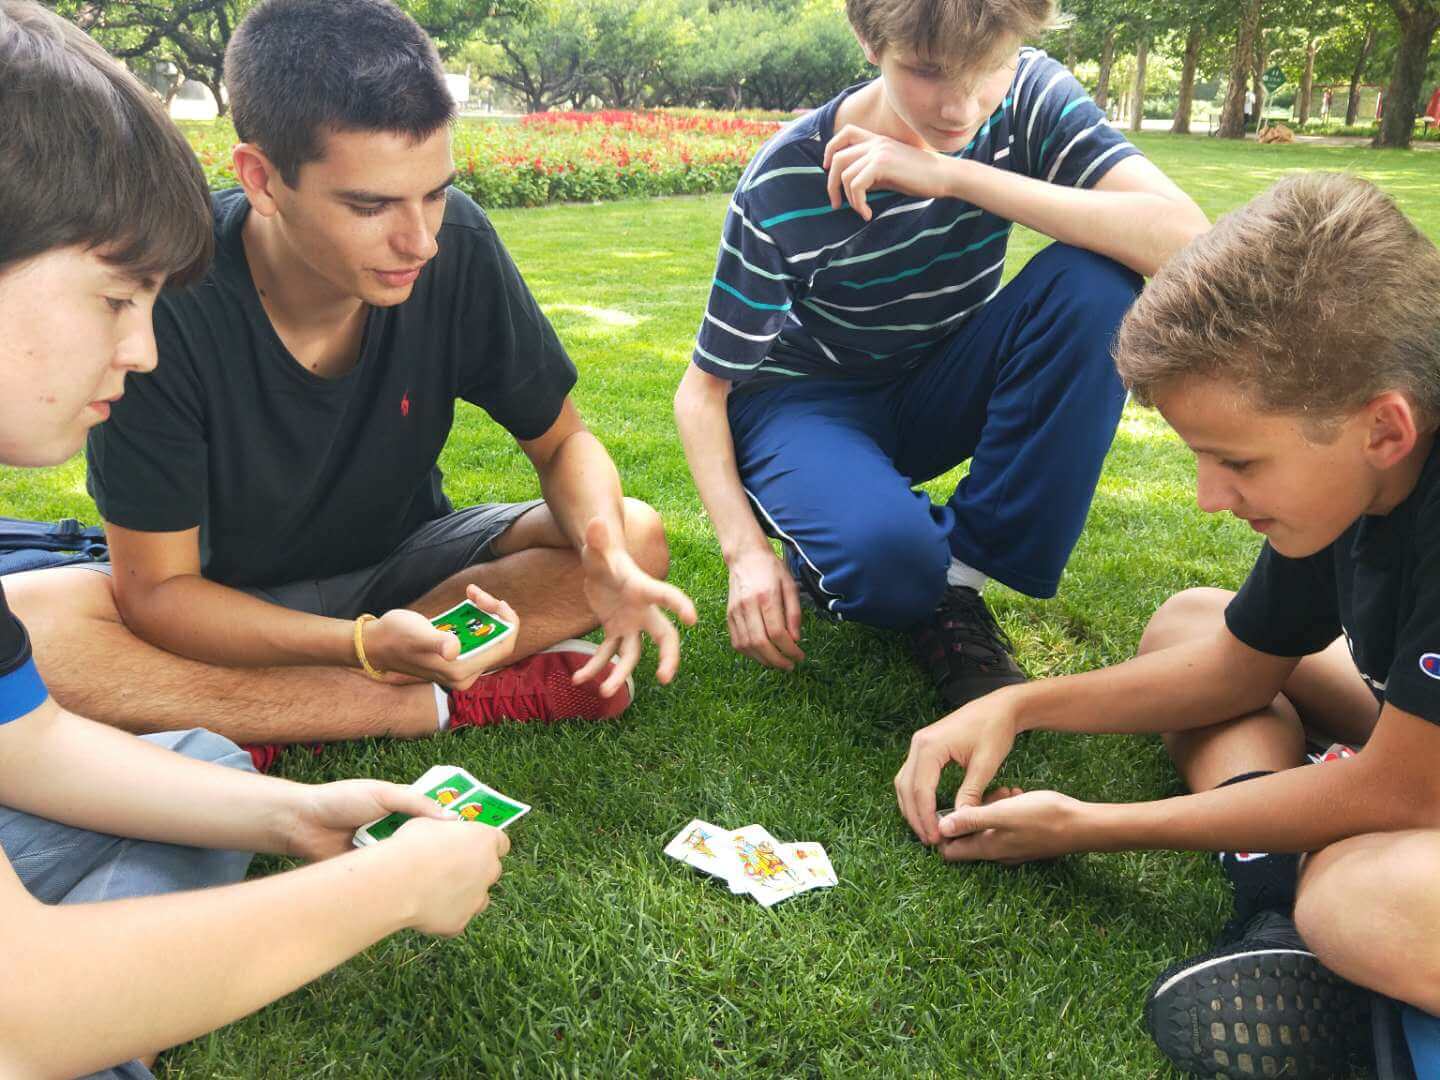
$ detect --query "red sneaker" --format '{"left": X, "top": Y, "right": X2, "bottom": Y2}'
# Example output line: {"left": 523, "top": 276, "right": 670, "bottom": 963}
{"left": 447, "top": 639, "right": 633, "bottom": 729}
{"left": 239, "top": 742, "right": 327, "bottom": 774}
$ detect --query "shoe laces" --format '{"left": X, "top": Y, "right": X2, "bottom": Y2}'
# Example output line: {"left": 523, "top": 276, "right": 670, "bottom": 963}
{"left": 927, "top": 587, "right": 1015, "bottom": 665}
{"left": 448, "top": 662, "right": 552, "bottom": 727}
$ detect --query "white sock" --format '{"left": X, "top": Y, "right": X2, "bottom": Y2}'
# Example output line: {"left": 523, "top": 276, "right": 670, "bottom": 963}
{"left": 946, "top": 558, "right": 988, "bottom": 593}
{"left": 435, "top": 684, "right": 451, "bottom": 731}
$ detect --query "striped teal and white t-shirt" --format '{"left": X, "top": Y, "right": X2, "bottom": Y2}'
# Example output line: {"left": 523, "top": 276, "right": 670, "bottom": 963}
{"left": 691, "top": 49, "right": 1141, "bottom": 386}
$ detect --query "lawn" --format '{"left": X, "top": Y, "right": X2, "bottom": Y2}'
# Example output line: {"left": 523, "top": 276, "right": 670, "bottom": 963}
{"left": 8, "top": 134, "right": 1440, "bottom": 1077}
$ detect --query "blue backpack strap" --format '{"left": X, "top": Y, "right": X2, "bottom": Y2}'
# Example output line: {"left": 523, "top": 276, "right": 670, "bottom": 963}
{"left": 0, "top": 515, "right": 108, "bottom": 575}
{"left": 1404, "top": 1005, "right": 1440, "bottom": 1079}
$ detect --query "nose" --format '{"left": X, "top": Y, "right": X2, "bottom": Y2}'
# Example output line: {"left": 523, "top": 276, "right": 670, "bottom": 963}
{"left": 115, "top": 310, "right": 158, "bottom": 374}
{"left": 392, "top": 206, "right": 439, "bottom": 264}
{"left": 938, "top": 88, "right": 978, "bottom": 126}
{"left": 1194, "top": 459, "right": 1232, "bottom": 515}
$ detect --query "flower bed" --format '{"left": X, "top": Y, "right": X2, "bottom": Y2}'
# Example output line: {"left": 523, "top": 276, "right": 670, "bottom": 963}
{"left": 181, "top": 110, "right": 782, "bottom": 209}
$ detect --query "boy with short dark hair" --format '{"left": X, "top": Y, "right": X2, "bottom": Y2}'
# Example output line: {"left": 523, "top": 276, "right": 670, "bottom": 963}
{"left": 0, "top": 5, "right": 509, "bottom": 1075}
{"left": 896, "top": 172, "right": 1440, "bottom": 1077}
{"left": 12, "top": 0, "right": 695, "bottom": 763}
{"left": 674, "top": 0, "right": 1207, "bottom": 708}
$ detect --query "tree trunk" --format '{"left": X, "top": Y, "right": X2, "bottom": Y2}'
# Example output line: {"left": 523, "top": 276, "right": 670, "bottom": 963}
{"left": 1297, "top": 37, "right": 1317, "bottom": 123}
{"left": 1251, "top": 31, "right": 1267, "bottom": 125}
{"left": 1171, "top": 26, "right": 1204, "bottom": 133}
{"left": 1095, "top": 29, "right": 1116, "bottom": 110}
{"left": 1218, "top": 0, "right": 1262, "bottom": 137}
{"left": 1375, "top": 5, "right": 1440, "bottom": 148}
{"left": 1346, "top": 24, "right": 1377, "bottom": 125}
{"left": 1130, "top": 34, "right": 1150, "bottom": 132}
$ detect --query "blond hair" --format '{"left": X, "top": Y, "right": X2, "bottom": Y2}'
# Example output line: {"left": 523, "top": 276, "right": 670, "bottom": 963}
{"left": 846, "top": 0, "right": 1061, "bottom": 73}
{"left": 1114, "top": 172, "right": 1440, "bottom": 435}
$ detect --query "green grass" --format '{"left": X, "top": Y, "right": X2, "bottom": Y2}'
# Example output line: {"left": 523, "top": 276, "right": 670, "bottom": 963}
{"left": 7, "top": 134, "right": 1440, "bottom": 1077}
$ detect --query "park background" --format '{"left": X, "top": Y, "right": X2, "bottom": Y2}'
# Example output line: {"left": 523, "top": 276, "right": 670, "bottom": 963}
{"left": 15, "top": 0, "right": 1440, "bottom": 1074}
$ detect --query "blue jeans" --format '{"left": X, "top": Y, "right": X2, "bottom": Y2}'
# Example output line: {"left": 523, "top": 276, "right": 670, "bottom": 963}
{"left": 728, "top": 242, "right": 1142, "bottom": 628}
{"left": 0, "top": 727, "right": 256, "bottom": 1079}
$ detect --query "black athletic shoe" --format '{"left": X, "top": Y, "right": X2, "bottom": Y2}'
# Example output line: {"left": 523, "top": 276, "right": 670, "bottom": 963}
{"left": 1144, "top": 910, "right": 1372, "bottom": 1077}
{"left": 908, "top": 585, "right": 1026, "bottom": 707}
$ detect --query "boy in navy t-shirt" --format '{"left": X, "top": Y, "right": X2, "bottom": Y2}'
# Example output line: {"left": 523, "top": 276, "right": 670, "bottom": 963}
{"left": 674, "top": 0, "right": 1208, "bottom": 707}
{"left": 897, "top": 173, "right": 1440, "bottom": 1077}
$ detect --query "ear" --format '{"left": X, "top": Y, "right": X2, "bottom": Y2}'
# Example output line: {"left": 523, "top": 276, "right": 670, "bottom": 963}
{"left": 1361, "top": 390, "right": 1421, "bottom": 470}
{"left": 853, "top": 29, "right": 881, "bottom": 68}
{"left": 232, "top": 143, "right": 284, "bottom": 218}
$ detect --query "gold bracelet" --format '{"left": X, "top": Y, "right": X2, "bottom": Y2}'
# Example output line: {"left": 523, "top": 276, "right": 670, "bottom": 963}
{"left": 353, "top": 614, "right": 386, "bottom": 681}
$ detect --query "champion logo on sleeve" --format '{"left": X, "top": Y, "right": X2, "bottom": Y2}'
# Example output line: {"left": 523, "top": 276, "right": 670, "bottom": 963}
{"left": 1420, "top": 652, "right": 1440, "bottom": 679}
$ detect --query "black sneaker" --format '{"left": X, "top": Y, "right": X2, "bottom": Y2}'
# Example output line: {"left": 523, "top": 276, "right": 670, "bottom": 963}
{"left": 908, "top": 585, "right": 1026, "bottom": 707}
{"left": 1145, "top": 910, "right": 1372, "bottom": 1077}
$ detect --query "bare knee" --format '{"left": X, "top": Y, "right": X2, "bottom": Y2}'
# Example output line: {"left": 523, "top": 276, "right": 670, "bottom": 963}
{"left": 4, "top": 567, "right": 121, "bottom": 631}
{"left": 621, "top": 498, "right": 670, "bottom": 581}
{"left": 1138, "top": 587, "right": 1234, "bottom": 656}
{"left": 1296, "top": 832, "right": 1440, "bottom": 1011}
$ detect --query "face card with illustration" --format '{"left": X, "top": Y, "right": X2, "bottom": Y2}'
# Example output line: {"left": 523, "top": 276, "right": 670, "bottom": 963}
{"left": 664, "top": 819, "right": 740, "bottom": 883}
{"left": 430, "top": 599, "right": 515, "bottom": 657}
{"left": 729, "top": 824, "right": 805, "bottom": 904}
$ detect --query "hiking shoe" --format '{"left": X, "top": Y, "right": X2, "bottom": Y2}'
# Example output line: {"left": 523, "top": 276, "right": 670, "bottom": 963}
{"left": 908, "top": 585, "right": 1026, "bottom": 707}
{"left": 1145, "top": 909, "right": 1372, "bottom": 1077}
{"left": 448, "top": 639, "right": 633, "bottom": 728}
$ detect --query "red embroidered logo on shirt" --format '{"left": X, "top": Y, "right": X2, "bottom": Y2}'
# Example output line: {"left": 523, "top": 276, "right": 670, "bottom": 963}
{"left": 401, "top": 392, "right": 411, "bottom": 417}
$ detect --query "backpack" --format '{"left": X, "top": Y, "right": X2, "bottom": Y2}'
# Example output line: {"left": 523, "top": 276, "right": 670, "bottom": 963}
{"left": 0, "top": 516, "right": 109, "bottom": 575}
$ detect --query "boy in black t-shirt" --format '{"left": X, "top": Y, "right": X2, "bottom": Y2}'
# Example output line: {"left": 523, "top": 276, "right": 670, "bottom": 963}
{"left": 894, "top": 173, "right": 1440, "bottom": 1077}
{"left": 0, "top": 5, "right": 511, "bottom": 1075}
{"left": 10, "top": 0, "right": 696, "bottom": 765}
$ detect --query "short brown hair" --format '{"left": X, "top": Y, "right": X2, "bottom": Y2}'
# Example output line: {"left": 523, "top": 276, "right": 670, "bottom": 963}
{"left": 0, "top": 0, "right": 212, "bottom": 285}
{"left": 1115, "top": 173, "right": 1440, "bottom": 434}
{"left": 846, "top": 0, "right": 1061, "bottom": 72}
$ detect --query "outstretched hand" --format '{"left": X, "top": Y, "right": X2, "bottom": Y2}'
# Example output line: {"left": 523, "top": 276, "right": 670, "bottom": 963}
{"left": 576, "top": 518, "right": 698, "bottom": 696}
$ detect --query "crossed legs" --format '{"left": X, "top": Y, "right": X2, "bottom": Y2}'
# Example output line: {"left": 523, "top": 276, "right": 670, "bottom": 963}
{"left": 6, "top": 498, "right": 668, "bottom": 744}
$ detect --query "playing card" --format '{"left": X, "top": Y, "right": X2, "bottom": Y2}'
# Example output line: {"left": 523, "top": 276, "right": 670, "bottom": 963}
{"left": 353, "top": 766, "right": 527, "bottom": 846}
{"left": 664, "top": 819, "right": 740, "bottom": 882}
{"left": 431, "top": 599, "right": 515, "bottom": 657}
{"left": 780, "top": 842, "right": 837, "bottom": 891}
{"left": 444, "top": 783, "right": 531, "bottom": 828}
{"left": 728, "top": 825, "right": 806, "bottom": 905}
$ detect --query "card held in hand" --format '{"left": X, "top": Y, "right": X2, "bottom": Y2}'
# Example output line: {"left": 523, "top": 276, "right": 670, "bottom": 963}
{"left": 430, "top": 599, "right": 516, "bottom": 657}
{"left": 353, "top": 765, "right": 530, "bottom": 847}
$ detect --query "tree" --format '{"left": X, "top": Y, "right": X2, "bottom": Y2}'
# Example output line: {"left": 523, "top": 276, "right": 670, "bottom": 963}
{"left": 1129, "top": 28, "right": 1151, "bottom": 131}
{"left": 581, "top": 0, "right": 690, "bottom": 108}
{"left": 1171, "top": 24, "right": 1207, "bottom": 131}
{"left": 471, "top": 0, "right": 593, "bottom": 112}
{"left": 1375, "top": 0, "right": 1440, "bottom": 145}
{"left": 1218, "top": 0, "right": 1263, "bottom": 136}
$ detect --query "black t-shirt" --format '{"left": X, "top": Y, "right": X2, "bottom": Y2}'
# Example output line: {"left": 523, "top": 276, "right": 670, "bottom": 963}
{"left": 86, "top": 187, "right": 577, "bottom": 588}
{"left": 1225, "top": 439, "right": 1440, "bottom": 721}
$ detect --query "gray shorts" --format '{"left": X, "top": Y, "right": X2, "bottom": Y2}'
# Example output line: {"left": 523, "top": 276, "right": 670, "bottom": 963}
{"left": 0, "top": 727, "right": 255, "bottom": 1080}
{"left": 85, "top": 501, "right": 543, "bottom": 619}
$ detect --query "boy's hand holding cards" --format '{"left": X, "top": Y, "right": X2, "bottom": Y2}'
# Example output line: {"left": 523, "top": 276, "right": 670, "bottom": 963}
{"left": 664, "top": 819, "right": 837, "bottom": 906}
{"left": 354, "top": 765, "right": 530, "bottom": 847}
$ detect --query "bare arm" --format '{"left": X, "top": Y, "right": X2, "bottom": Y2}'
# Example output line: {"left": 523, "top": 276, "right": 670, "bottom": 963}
{"left": 106, "top": 524, "right": 505, "bottom": 688}
{"left": 938, "top": 703, "right": 1440, "bottom": 862}
{"left": 823, "top": 128, "right": 1210, "bottom": 277}
{"left": 0, "top": 818, "right": 506, "bottom": 1078}
{"left": 520, "top": 398, "right": 696, "bottom": 691}
{"left": 673, "top": 364, "right": 804, "bottom": 670}
{"left": 897, "top": 627, "right": 1297, "bottom": 844}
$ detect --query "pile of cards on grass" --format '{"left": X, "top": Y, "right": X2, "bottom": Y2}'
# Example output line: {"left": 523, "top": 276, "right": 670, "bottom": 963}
{"left": 665, "top": 819, "right": 837, "bottom": 907}
{"left": 354, "top": 765, "right": 530, "bottom": 846}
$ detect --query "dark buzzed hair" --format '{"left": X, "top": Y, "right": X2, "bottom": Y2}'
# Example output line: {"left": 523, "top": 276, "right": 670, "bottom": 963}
{"left": 0, "top": 0, "right": 212, "bottom": 284}
{"left": 225, "top": 0, "right": 456, "bottom": 186}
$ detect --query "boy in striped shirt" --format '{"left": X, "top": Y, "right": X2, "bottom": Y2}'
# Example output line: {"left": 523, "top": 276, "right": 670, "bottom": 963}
{"left": 675, "top": 0, "right": 1208, "bottom": 707}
